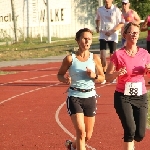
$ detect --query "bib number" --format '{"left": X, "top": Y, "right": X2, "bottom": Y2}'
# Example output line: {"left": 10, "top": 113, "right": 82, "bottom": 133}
{"left": 124, "top": 82, "right": 142, "bottom": 96}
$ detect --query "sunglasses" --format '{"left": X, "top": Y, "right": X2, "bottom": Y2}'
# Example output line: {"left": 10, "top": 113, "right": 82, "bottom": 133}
{"left": 127, "top": 32, "right": 139, "bottom": 36}
{"left": 122, "top": 2, "right": 128, "bottom": 5}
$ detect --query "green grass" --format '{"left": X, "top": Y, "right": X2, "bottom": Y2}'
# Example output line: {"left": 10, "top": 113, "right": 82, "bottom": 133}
{"left": 0, "top": 35, "right": 100, "bottom": 61}
{"left": 0, "top": 71, "right": 16, "bottom": 75}
{"left": 0, "top": 32, "right": 147, "bottom": 61}
{"left": 139, "top": 31, "right": 148, "bottom": 40}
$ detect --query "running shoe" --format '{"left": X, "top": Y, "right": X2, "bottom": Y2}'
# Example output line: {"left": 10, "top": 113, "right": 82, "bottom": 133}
{"left": 112, "top": 78, "right": 117, "bottom": 83}
{"left": 65, "top": 140, "right": 72, "bottom": 150}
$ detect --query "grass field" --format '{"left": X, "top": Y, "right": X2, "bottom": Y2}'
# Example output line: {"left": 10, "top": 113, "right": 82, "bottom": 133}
{"left": 0, "top": 31, "right": 148, "bottom": 61}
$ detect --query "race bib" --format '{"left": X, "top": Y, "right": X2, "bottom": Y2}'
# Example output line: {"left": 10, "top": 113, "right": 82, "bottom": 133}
{"left": 124, "top": 82, "right": 142, "bottom": 96}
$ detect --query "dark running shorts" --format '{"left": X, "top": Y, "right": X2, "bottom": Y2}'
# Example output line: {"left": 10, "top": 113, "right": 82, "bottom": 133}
{"left": 147, "top": 41, "right": 150, "bottom": 53}
{"left": 66, "top": 96, "right": 97, "bottom": 117}
{"left": 99, "top": 39, "right": 117, "bottom": 54}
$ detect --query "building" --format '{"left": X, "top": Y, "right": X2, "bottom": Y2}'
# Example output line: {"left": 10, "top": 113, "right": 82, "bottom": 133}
{"left": 0, "top": 0, "right": 102, "bottom": 42}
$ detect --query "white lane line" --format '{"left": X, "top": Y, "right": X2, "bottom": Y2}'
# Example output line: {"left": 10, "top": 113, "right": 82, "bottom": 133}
{"left": 55, "top": 84, "right": 111, "bottom": 150}
{"left": 1, "top": 67, "right": 59, "bottom": 73}
{"left": 0, "top": 66, "right": 58, "bottom": 86}
{"left": 0, "top": 83, "right": 60, "bottom": 105}
{"left": 14, "top": 81, "right": 59, "bottom": 83}
{"left": 0, "top": 74, "right": 56, "bottom": 86}
{"left": 55, "top": 102, "right": 76, "bottom": 139}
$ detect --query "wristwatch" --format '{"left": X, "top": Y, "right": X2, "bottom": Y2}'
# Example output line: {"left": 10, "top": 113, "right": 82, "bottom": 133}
{"left": 95, "top": 74, "right": 98, "bottom": 79}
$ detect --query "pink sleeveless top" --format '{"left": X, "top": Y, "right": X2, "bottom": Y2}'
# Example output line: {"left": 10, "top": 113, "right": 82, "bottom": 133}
{"left": 122, "top": 9, "right": 134, "bottom": 23}
{"left": 147, "top": 16, "right": 150, "bottom": 41}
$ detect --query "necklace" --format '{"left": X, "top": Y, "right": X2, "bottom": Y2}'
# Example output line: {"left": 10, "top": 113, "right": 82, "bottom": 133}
{"left": 126, "top": 47, "right": 138, "bottom": 56}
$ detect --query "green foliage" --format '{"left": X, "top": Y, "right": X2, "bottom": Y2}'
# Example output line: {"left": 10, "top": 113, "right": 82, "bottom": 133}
{"left": 131, "top": 0, "right": 150, "bottom": 19}
{"left": 147, "top": 90, "right": 150, "bottom": 128}
{"left": 74, "top": 0, "right": 99, "bottom": 27}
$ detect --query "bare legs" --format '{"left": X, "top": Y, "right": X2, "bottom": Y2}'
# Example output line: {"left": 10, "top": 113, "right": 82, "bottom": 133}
{"left": 124, "top": 141, "right": 134, "bottom": 150}
{"left": 70, "top": 113, "right": 95, "bottom": 150}
{"left": 100, "top": 50, "right": 107, "bottom": 73}
{"left": 100, "top": 50, "right": 113, "bottom": 72}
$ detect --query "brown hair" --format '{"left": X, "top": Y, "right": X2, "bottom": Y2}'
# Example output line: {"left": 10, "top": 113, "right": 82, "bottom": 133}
{"left": 123, "top": 22, "right": 140, "bottom": 34}
{"left": 75, "top": 28, "right": 93, "bottom": 41}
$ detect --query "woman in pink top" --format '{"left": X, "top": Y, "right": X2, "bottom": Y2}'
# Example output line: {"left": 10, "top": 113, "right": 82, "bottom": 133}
{"left": 106, "top": 22, "right": 150, "bottom": 150}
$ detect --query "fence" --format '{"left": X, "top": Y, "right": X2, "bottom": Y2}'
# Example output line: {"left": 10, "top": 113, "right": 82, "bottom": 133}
{"left": 0, "top": 0, "right": 99, "bottom": 44}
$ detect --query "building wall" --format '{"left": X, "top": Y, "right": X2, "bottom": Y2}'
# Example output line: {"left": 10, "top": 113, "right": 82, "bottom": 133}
{"left": 0, "top": 0, "right": 99, "bottom": 40}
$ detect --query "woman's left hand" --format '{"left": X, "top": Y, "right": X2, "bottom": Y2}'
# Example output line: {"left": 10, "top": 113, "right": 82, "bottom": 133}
{"left": 145, "top": 64, "right": 150, "bottom": 75}
{"left": 105, "top": 30, "right": 114, "bottom": 36}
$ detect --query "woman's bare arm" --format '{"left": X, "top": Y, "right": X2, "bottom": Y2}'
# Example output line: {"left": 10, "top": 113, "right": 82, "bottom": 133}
{"left": 93, "top": 54, "right": 105, "bottom": 83}
{"left": 141, "top": 16, "right": 148, "bottom": 32}
{"left": 57, "top": 55, "right": 72, "bottom": 84}
{"left": 105, "top": 61, "right": 118, "bottom": 82}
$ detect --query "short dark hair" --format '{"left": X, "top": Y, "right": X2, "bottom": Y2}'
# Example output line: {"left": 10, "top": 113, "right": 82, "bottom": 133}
{"left": 75, "top": 28, "right": 93, "bottom": 41}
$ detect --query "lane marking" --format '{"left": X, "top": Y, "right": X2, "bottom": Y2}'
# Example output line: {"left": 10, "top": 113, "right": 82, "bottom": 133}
{"left": 13, "top": 81, "right": 59, "bottom": 83}
{"left": 0, "top": 83, "right": 60, "bottom": 105}
{"left": 0, "top": 74, "right": 56, "bottom": 86}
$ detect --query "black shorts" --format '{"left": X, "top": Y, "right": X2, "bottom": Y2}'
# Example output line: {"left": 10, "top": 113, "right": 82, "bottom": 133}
{"left": 99, "top": 39, "right": 117, "bottom": 54}
{"left": 147, "top": 41, "right": 150, "bottom": 53}
{"left": 66, "top": 96, "right": 97, "bottom": 117}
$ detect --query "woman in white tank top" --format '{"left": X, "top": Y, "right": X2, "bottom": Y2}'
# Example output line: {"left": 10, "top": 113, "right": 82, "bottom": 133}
{"left": 57, "top": 28, "right": 105, "bottom": 150}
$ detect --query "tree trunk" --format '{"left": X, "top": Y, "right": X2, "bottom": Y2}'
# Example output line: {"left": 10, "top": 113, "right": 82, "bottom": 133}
{"left": 11, "top": 0, "right": 17, "bottom": 43}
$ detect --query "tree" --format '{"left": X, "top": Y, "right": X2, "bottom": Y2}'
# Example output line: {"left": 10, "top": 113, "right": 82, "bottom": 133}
{"left": 11, "top": 0, "right": 17, "bottom": 42}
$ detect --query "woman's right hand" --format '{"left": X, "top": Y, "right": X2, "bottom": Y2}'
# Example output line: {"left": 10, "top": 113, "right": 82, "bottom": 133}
{"left": 65, "top": 75, "right": 71, "bottom": 85}
{"left": 145, "top": 64, "right": 150, "bottom": 77}
{"left": 96, "top": 27, "right": 99, "bottom": 33}
{"left": 117, "top": 67, "right": 127, "bottom": 76}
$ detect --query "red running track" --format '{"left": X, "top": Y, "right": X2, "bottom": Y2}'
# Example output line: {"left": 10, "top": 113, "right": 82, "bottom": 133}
{"left": 0, "top": 62, "right": 150, "bottom": 150}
